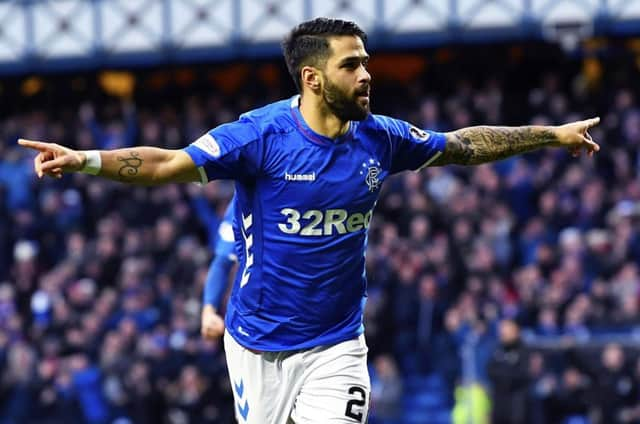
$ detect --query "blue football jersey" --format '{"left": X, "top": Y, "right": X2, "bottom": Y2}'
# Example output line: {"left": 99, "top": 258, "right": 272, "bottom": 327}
{"left": 215, "top": 196, "right": 237, "bottom": 261}
{"left": 184, "top": 96, "right": 446, "bottom": 351}
{"left": 202, "top": 196, "right": 237, "bottom": 309}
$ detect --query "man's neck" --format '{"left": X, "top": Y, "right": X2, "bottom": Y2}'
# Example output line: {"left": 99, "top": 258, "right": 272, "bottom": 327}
{"left": 299, "top": 95, "right": 349, "bottom": 139}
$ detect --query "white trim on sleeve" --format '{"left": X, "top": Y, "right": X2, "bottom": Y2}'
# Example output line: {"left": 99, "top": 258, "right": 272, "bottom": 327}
{"left": 197, "top": 166, "right": 208, "bottom": 184}
{"left": 416, "top": 150, "right": 443, "bottom": 171}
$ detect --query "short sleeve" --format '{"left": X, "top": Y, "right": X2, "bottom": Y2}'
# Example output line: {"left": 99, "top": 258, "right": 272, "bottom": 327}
{"left": 215, "top": 220, "right": 237, "bottom": 261}
{"left": 376, "top": 115, "right": 446, "bottom": 174}
{"left": 183, "top": 117, "right": 262, "bottom": 184}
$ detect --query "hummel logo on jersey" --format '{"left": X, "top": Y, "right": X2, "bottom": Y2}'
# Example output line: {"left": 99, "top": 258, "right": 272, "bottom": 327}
{"left": 284, "top": 171, "right": 316, "bottom": 182}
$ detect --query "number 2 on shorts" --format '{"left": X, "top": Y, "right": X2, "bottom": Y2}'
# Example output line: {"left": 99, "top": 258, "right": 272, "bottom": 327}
{"left": 344, "top": 386, "right": 367, "bottom": 422}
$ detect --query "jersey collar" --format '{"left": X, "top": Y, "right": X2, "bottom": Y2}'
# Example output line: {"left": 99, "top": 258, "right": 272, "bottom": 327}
{"left": 289, "top": 95, "right": 355, "bottom": 146}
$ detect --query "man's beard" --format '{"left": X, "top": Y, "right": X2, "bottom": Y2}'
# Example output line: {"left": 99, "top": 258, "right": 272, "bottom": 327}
{"left": 322, "top": 78, "right": 369, "bottom": 121}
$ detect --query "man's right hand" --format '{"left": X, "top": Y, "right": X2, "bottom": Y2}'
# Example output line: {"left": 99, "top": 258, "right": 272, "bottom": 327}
{"left": 201, "top": 305, "right": 225, "bottom": 340}
{"left": 18, "top": 139, "right": 86, "bottom": 179}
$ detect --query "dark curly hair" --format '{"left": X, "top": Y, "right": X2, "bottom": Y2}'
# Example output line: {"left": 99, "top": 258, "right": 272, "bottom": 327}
{"left": 282, "top": 18, "right": 367, "bottom": 93}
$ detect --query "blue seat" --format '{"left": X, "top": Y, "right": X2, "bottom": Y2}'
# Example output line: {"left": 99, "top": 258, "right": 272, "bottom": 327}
{"left": 404, "top": 392, "right": 447, "bottom": 409}
{"left": 402, "top": 409, "right": 432, "bottom": 424}
{"left": 405, "top": 373, "right": 447, "bottom": 391}
{"left": 402, "top": 409, "right": 452, "bottom": 424}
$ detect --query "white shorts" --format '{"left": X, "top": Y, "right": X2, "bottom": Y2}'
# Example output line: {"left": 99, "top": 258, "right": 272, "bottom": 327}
{"left": 223, "top": 331, "right": 370, "bottom": 424}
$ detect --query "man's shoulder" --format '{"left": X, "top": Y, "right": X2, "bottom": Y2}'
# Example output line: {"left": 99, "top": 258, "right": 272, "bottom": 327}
{"left": 356, "top": 113, "right": 398, "bottom": 135}
{"left": 352, "top": 114, "right": 400, "bottom": 148}
{"left": 239, "top": 97, "right": 296, "bottom": 135}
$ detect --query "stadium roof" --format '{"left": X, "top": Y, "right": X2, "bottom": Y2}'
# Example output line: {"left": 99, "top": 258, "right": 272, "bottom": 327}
{"left": 1, "top": 0, "right": 639, "bottom": 74}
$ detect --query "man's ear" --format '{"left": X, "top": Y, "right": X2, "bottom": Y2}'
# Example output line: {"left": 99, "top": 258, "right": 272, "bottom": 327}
{"left": 301, "top": 66, "right": 321, "bottom": 91}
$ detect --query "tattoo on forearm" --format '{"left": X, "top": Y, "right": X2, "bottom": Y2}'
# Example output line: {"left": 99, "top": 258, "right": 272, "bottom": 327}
{"left": 117, "top": 151, "right": 144, "bottom": 179}
{"left": 436, "top": 126, "right": 557, "bottom": 166}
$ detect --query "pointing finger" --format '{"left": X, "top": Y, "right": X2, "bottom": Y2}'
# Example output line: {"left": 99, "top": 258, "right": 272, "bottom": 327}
{"left": 583, "top": 117, "right": 600, "bottom": 130}
{"left": 18, "top": 139, "right": 54, "bottom": 152}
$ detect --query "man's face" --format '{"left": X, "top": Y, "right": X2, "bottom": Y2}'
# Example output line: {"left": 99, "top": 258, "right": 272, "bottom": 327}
{"left": 320, "top": 35, "right": 371, "bottom": 121}
{"left": 499, "top": 320, "right": 520, "bottom": 345}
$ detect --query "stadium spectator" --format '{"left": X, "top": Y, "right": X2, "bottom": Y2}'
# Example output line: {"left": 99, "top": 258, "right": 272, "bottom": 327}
{"left": 568, "top": 342, "right": 636, "bottom": 423}
{"left": 369, "top": 354, "right": 403, "bottom": 423}
{"left": 487, "top": 319, "right": 531, "bottom": 424}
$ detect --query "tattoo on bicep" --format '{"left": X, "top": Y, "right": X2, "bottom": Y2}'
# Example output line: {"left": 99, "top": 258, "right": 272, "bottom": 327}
{"left": 117, "top": 151, "right": 144, "bottom": 179}
{"left": 437, "top": 127, "right": 556, "bottom": 165}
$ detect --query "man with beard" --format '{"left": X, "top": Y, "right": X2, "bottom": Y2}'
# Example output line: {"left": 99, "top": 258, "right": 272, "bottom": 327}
{"left": 20, "top": 18, "right": 600, "bottom": 424}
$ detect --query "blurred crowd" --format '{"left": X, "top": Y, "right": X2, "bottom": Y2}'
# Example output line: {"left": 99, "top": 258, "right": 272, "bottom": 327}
{"left": 2, "top": 47, "right": 640, "bottom": 423}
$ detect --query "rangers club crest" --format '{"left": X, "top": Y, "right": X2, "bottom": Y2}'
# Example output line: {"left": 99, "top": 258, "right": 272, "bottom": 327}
{"left": 360, "top": 159, "right": 382, "bottom": 192}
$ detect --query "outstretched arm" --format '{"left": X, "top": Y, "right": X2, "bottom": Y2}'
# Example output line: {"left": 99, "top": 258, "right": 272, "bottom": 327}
{"left": 431, "top": 117, "right": 600, "bottom": 166}
{"left": 18, "top": 140, "right": 200, "bottom": 185}
{"left": 201, "top": 254, "right": 237, "bottom": 340}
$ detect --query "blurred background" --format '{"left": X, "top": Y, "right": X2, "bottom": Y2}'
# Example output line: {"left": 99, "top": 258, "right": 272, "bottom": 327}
{"left": 2, "top": 0, "right": 640, "bottom": 423}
